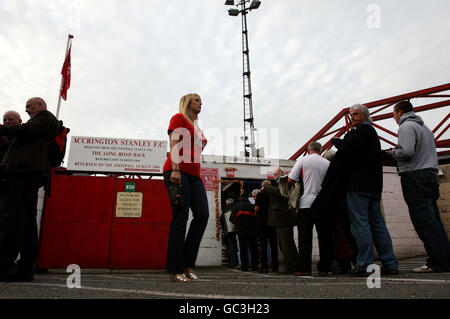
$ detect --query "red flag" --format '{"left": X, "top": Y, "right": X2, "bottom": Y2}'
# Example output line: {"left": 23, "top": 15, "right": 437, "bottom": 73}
{"left": 60, "top": 44, "right": 71, "bottom": 100}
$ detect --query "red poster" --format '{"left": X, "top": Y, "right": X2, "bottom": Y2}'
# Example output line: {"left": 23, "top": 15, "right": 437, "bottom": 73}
{"left": 200, "top": 168, "right": 219, "bottom": 191}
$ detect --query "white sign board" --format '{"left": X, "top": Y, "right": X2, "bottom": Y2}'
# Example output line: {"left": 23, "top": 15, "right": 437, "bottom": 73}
{"left": 115, "top": 192, "right": 143, "bottom": 218}
{"left": 67, "top": 136, "right": 167, "bottom": 173}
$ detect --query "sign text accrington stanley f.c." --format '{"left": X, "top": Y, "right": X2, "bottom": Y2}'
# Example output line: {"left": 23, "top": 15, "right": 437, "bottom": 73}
{"left": 67, "top": 136, "right": 167, "bottom": 174}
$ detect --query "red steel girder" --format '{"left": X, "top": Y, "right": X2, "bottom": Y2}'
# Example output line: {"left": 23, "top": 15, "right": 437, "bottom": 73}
{"left": 290, "top": 83, "right": 450, "bottom": 160}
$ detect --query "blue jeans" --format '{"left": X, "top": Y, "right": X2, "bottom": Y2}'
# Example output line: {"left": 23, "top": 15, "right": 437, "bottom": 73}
{"left": 401, "top": 170, "right": 450, "bottom": 272}
{"left": 163, "top": 171, "right": 209, "bottom": 274}
{"left": 346, "top": 192, "right": 398, "bottom": 271}
{"left": 226, "top": 232, "right": 239, "bottom": 267}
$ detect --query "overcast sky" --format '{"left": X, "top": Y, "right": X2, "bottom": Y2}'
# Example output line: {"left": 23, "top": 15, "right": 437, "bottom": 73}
{"left": 1, "top": 0, "right": 449, "bottom": 161}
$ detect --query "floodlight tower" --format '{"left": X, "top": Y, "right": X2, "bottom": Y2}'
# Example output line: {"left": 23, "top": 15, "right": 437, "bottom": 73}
{"left": 225, "top": 0, "right": 261, "bottom": 157}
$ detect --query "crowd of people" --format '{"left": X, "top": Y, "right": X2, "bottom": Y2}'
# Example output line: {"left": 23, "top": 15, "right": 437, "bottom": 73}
{"left": 1, "top": 94, "right": 449, "bottom": 284}
{"left": 220, "top": 102, "right": 450, "bottom": 277}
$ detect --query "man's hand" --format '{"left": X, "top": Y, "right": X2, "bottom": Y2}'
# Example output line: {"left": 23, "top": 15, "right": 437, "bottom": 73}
{"left": 331, "top": 137, "right": 343, "bottom": 149}
{"left": 288, "top": 177, "right": 296, "bottom": 186}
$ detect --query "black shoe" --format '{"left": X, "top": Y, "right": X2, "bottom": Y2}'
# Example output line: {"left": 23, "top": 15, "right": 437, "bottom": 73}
{"left": 277, "top": 268, "right": 295, "bottom": 275}
{"left": 381, "top": 268, "right": 399, "bottom": 276}
{"left": 349, "top": 268, "right": 369, "bottom": 277}
{"left": 0, "top": 268, "right": 18, "bottom": 282}
{"left": 0, "top": 269, "right": 34, "bottom": 282}
{"left": 258, "top": 267, "right": 269, "bottom": 273}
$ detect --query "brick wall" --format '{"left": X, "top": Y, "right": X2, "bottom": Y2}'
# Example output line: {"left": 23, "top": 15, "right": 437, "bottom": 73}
{"left": 437, "top": 164, "right": 450, "bottom": 238}
{"left": 381, "top": 167, "right": 426, "bottom": 259}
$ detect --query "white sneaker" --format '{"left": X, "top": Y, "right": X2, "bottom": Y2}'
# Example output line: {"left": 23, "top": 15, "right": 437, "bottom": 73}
{"left": 413, "top": 264, "right": 434, "bottom": 273}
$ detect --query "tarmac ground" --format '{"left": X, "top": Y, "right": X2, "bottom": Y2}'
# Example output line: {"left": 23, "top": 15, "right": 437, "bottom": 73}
{"left": 0, "top": 256, "right": 449, "bottom": 301}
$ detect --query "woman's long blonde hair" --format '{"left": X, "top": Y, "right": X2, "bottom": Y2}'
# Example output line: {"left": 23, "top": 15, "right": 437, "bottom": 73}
{"left": 179, "top": 93, "right": 200, "bottom": 124}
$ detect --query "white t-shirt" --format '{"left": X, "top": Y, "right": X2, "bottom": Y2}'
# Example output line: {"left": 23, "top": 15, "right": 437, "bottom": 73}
{"left": 288, "top": 153, "right": 330, "bottom": 209}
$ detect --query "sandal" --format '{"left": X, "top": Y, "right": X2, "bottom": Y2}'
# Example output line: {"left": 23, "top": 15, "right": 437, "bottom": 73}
{"left": 186, "top": 272, "right": 199, "bottom": 280}
{"left": 172, "top": 274, "right": 191, "bottom": 283}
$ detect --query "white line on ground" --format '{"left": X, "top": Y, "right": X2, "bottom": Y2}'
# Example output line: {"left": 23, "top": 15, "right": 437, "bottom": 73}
{"left": 6, "top": 282, "right": 283, "bottom": 299}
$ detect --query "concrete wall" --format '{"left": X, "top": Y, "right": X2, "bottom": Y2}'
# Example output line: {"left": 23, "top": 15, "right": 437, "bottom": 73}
{"left": 194, "top": 190, "right": 222, "bottom": 266}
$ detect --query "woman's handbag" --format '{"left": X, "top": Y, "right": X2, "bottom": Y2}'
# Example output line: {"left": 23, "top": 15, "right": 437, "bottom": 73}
{"left": 168, "top": 184, "right": 186, "bottom": 208}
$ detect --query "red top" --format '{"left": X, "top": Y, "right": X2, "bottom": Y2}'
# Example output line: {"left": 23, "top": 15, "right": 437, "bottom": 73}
{"left": 163, "top": 113, "right": 207, "bottom": 177}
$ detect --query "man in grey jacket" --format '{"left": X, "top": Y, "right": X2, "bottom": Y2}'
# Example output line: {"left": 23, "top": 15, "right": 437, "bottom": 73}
{"left": 388, "top": 100, "right": 450, "bottom": 273}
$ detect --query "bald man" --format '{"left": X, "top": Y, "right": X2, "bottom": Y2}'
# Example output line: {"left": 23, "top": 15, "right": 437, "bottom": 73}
{"left": 3, "top": 111, "right": 22, "bottom": 126}
{"left": 0, "top": 97, "right": 58, "bottom": 282}
{"left": 1, "top": 111, "right": 22, "bottom": 163}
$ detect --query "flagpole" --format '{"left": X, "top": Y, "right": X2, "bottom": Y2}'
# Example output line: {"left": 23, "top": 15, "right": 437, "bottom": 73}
{"left": 56, "top": 34, "right": 74, "bottom": 120}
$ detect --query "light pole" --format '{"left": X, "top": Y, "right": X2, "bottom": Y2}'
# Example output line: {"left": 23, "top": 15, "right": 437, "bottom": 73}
{"left": 225, "top": 0, "right": 261, "bottom": 158}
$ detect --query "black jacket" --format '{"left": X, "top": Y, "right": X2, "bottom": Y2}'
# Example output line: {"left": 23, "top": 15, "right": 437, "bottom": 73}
{"left": 310, "top": 148, "right": 346, "bottom": 220}
{"left": 230, "top": 198, "right": 257, "bottom": 237}
{"left": 334, "top": 122, "right": 383, "bottom": 195}
{"left": 254, "top": 190, "right": 271, "bottom": 232}
{"left": 0, "top": 110, "right": 58, "bottom": 176}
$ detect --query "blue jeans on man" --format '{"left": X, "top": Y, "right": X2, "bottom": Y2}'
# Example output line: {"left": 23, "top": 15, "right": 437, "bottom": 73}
{"left": 400, "top": 170, "right": 450, "bottom": 272}
{"left": 345, "top": 192, "right": 398, "bottom": 271}
{"left": 225, "top": 232, "right": 239, "bottom": 267}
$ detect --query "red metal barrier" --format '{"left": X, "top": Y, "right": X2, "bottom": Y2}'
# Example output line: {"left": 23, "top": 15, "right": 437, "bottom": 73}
{"left": 37, "top": 174, "right": 172, "bottom": 270}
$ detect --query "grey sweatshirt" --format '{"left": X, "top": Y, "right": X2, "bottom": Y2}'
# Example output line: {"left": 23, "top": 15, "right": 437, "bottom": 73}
{"left": 392, "top": 111, "right": 438, "bottom": 174}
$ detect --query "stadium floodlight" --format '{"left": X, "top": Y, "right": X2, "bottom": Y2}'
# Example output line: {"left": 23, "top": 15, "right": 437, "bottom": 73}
{"left": 249, "top": 0, "right": 261, "bottom": 10}
{"left": 228, "top": 8, "right": 240, "bottom": 16}
{"left": 225, "top": 0, "right": 262, "bottom": 157}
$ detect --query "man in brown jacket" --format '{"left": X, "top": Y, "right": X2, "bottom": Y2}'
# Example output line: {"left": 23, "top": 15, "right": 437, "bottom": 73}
{"left": 0, "top": 97, "right": 58, "bottom": 282}
{"left": 260, "top": 167, "right": 298, "bottom": 274}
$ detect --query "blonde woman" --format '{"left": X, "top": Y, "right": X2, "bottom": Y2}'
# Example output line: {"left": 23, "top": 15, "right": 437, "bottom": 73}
{"left": 163, "top": 93, "right": 208, "bottom": 283}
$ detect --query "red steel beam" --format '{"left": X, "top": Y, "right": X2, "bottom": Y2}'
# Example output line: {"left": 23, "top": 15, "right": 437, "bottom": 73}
{"left": 289, "top": 108, "right": 349, "bottom": 159}
{"left": 370, "top": 99, "right": 450, "bottom": 122}
{"left": 435, "top": 123, "right": 450, "bottom": 141}
{"left": 378, "top": 135, "right": 397, "bottom": 148}
{"left": 433, "top": 113, "right": 450, "bottom": 133}
{"left": 364, "top": 83, "right": 450, "bottom": 109}
{"left": 436, "top": 139, "right": 450, "bottom": 148}
{"left": 290, "top": 83, "right": 450, "bottom": 160}
{"left": 321, "top": 126, "right": 346, "bottom": 139}
{"left": 369, "top": 102, "right": 395, "bottom": 116}
{"left": 372, "top": 122, "right": 398, "bottom": 138}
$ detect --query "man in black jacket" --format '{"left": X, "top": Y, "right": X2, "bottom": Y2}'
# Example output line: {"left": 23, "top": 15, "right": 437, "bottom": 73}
{"left": 230, "top": 192, "right": 259, "bottom": 271}
{"left": 332, "top": 104, "right": 398, "bottom": 276}
{"left": 0, "top": 97, "right": 58, "bottom": 282}
{"left": 255, "top": 180, "right": 279, "bottom": 273}
{"left": 1, "top": 111, "right": 22, "bottom": 172}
